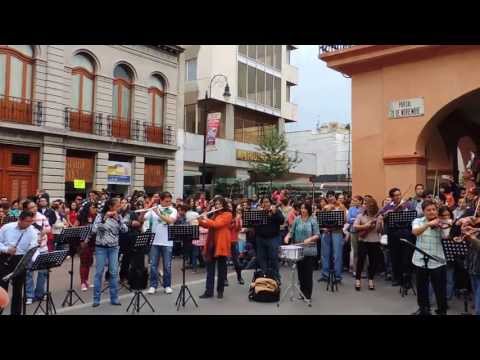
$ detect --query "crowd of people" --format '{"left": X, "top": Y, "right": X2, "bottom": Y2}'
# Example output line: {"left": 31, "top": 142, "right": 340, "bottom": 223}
{"left": 1, "top": 176, "right": 480, "bottom": 315}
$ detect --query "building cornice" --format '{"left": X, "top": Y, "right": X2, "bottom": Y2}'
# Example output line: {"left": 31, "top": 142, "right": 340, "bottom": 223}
{"left": 319, "top": 45, "right": 474, "bottom": 76}
{"left": 383, "top": 155, "right": 426, "bottom": 166}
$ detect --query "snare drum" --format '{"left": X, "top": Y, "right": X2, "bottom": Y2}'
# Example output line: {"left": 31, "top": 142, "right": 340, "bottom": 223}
{"left": 280, "top": 245, "right": 304, "bottom": 262}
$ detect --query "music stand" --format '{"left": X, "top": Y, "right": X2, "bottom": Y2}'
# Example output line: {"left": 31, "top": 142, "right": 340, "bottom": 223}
{"left": 442, "top": 238, "right": 470, "bottom": 314}
{"left": 387, "top": 211, "right": 417, "bottom": 297}
{"left": 316, "top": 211, "right": 345, "bottom": 229}
{"left": 386, "top": 210, "right": 417, "bottom": 229}
{"left": 317, "top": 211, "right": 345, "bottom": 292}
{"left": 57, "top": 226, "right": 91, "bottom": 307}
{"left": 243, "top": 210, "right": 269, "bottom": 227}
{"left": 1, "top": 246, "right": 39, "bottom": 316}
{"left": 168, "top": 225, "right": 199, "bottom": 311}
{"left": 126, "top": 232, "right": 155, "bottom": 314}
{"left": 32, "top": 250, "right": 69, "bottom": 315}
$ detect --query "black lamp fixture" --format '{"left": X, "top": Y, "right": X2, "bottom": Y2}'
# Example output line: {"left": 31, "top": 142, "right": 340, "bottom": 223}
{"left": 223, "top": 83, "right": 231, "bottom": 98}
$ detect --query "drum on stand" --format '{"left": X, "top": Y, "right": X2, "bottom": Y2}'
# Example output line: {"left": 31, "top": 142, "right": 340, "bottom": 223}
{"left": 280, "top": 245, "right": 304, "bottom": 262}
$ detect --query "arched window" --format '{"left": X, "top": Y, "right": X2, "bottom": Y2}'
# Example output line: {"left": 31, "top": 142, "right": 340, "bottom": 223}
{"left": 145, "top": 75, "right": 166, "bottom": 143}
{"left": 69, "top": 53, "right": 95, "bottom": 133}
{"left": 112, "top": 64, "right": 133, "bottom": 139}
{"left": 0, "top": 45, "right": 34, "bottom": 124}
{"left": 148, "top": 75, "right": 165, "bottom": 127}
{"left": 71, "top": 53, "right": 95, "bottom": 112}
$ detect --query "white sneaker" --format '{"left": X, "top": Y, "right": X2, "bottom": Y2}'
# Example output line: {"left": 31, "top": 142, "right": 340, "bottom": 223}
{"left": 147, "top": 287, "right": 156, "bottom": 294}
{"left": 165, "top": 287, "right": 173, "bottom": 294}
{"left": 26, "top": 298, "right": 33, "bottom": 305}
{"left": 89, "top": 283, "right": 94, "bottom": 288}
{"left": 81, "top": 284, "right": 88, "bottom": 292}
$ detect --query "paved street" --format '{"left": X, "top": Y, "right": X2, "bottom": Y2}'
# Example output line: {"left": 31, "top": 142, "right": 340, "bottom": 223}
{"left": 3, "top": 255, "right": 474, "bottom": 315}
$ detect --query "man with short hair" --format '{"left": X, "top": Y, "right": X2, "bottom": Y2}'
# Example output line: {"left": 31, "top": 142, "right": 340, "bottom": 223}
{"left": 144, "top": 192, "right": 177, "bottom": 295}
{"left": 413, "top": 184, "right": 425, "bottom": 217}
{"left": 0, "top": 211, "right": 40, "bottom": 315}
{"left": 380, "top": 187, "right": 416, "bottom": 287}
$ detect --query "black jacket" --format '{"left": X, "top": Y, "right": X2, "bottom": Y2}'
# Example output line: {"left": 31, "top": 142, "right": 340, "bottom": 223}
{"left": 39, "top": 208, "right": 57, "bottom": 227}
{"left": 255, "top": 210, "right": 284, "bottom": 238}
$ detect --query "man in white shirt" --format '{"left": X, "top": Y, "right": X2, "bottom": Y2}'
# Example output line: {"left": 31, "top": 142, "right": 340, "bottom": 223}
{"left": 0, "top": 211, "right": 40, "bottom": 315}
{"left": 143, "top": 192, "right": 177, "bottom": 294}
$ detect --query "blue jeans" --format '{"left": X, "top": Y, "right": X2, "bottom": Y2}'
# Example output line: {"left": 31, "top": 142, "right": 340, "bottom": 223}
{"left": 256, "top": 235, "right": 280, "bottom": 281}
{"left": 321, "top": 231, "right": 344, "bottom": 281}
{"left": 149, "top": 245, "right": 173, "bottom": 288}
{"left": 471, "top": 274, "right": 480, "bottom": 316}
{"left": 25, "top": 270, "right": 47, "bottom": 300}
{"left": 93, "top": 246, "right": 119, "bottom": 304}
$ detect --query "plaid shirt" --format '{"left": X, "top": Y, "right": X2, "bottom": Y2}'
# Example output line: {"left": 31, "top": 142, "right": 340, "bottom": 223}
{"left": 412, "top": 217, "right": 446, "bottom": 269}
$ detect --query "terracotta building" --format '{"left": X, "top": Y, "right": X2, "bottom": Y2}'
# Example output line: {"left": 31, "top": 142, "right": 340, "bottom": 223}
{"left": 320, "top": 45, "right": 480, "bottom": 201}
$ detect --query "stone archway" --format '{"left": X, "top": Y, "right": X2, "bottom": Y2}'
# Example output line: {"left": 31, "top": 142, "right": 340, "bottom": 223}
{"left": 416, "top": 88, "right": 480, "bottom": 191}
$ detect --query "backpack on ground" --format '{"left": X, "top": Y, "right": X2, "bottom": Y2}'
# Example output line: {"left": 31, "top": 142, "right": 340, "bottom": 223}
{"left": 248, "top": 270, "right": 280, "bottom": 303}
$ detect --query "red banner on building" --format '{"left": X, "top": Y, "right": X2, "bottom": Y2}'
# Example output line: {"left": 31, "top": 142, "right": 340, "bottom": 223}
{"left": 206, "top": 112, "right": 221, "bottom": 149}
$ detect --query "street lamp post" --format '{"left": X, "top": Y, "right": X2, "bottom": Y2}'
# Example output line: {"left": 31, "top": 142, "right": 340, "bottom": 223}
{"left": 201, "top": 74, "right": 231, "bottom": 192}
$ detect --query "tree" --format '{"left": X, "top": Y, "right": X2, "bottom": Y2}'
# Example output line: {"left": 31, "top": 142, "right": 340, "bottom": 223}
{"left": 250, "top": 129, "right": 301, "bottom": 193}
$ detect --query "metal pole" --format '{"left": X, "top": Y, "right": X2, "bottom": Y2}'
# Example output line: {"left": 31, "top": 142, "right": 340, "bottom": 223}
{"left": 201, "top": 91, "right": 208, "bottom": 192}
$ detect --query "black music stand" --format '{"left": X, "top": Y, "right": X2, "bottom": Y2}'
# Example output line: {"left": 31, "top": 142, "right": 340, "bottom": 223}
{"left": 386, "top": 211, "right": 417, "bottom": 297}
{"left": 317, "top": 211, "right": 345, "bottom": 292}
{"left": 442, "top": 238, "right": 470, "bottom": 315}
{"left": 243, "top": 210, "right": 269, "bottom": 227}
{"left": 126, "top": 232, "right": 155, "bottom": 314}
{"left": 32, "top": 250, "right": 69, "bottom": 315}
{"left": 168, "top": 225, "right": 200, "bottom": 311}
{"left": 1, "top": 246, "right": 39, "bottom": 316}
{"left": 58, "top": 226, "right": 91, "bottom": 307}
{"left": 386, "top": 210, "right": 417, "bottom": 229}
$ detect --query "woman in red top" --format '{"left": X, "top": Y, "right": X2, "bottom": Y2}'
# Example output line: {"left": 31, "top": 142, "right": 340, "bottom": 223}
{"left": 198, "top": 197, "right": 232, "bottom": 299}
{"left": 228, "top": 204, "right": 244, "bottom": 285}
{"left": 66, "top": 201, "right": 79, "bottom": 227}
{"left": 76, "top": 201, "right": 98, "bottom": 291}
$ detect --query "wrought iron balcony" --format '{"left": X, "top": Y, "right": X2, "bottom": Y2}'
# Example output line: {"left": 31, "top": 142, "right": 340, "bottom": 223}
{"left": 0, "top": 95, "right": 44, "bottom": 126}
{"left": 64, "top": 108, "right": 100, "bottom": 135}
{"left": 318, "top": 45, "right": 354, "bottom": 55}
{"left": 64, "top": 108, "right": 176, "bottom": 145}
{"left": 144, "top": 124, "right": 175, "bottom": 145}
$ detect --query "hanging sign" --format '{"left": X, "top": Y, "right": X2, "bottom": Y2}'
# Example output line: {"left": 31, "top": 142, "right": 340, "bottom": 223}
{"left": 107, "top": 161, "right": 132, "bottom": 185}
{"left": 206, "top": 112, "right": 221, "bottom": 150}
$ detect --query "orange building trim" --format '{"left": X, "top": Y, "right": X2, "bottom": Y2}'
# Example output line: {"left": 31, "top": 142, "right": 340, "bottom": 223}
{"left": 383, "top": 155, "right": 426, "bottom": 166}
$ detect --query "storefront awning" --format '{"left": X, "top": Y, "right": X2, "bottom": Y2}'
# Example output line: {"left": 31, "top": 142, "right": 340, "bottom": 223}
{"left": 184, "top": 170, "right": 202, "bottom": 177}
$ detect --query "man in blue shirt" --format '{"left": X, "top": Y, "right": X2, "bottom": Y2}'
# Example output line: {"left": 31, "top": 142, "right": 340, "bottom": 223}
{"left": 0, "top": 211, "right": 40, "bottom": 315}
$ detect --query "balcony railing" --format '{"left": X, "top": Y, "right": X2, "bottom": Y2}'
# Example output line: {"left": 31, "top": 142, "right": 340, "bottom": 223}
{"left": 64, "top": 108, "right": 98, "bottom": 134}
{"left": 144, "top": 124, "right": 175, "bottom": 145}
{"left": 0, "top": 95, "right": 43, "bottom": 126}
{"left": 318, "top": 45, "right": 354, "bottom": 55}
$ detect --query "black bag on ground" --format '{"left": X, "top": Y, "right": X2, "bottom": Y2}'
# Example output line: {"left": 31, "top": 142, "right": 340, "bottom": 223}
{"left": 248, "top": 270, "right": 280, "bottom": 302}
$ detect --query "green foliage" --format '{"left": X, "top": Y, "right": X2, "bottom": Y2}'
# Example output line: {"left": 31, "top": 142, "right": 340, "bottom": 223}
{"left": 250, "top": 129, "right": 301, "bottom": 185}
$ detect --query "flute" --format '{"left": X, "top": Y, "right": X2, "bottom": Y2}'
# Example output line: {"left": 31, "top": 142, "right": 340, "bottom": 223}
{"left": 134, "top": 204, "right": 161, "bottom": 213}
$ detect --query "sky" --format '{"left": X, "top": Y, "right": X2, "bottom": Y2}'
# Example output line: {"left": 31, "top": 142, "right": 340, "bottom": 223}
{"left": 286, "top": 45, "right": 351, "bottom": 132}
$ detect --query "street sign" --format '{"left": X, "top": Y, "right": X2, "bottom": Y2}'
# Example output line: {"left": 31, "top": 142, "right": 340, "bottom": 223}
{"left": 389, "top": 97, "right": 424, "bottom": 119}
